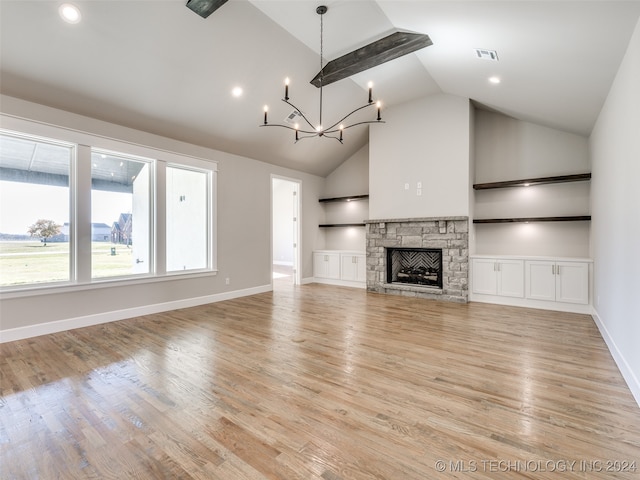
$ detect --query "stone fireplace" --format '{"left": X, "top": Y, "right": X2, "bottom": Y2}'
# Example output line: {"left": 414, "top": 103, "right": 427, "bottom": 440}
{"left": 365, "top": 217, "right": 469, "bottom": 303}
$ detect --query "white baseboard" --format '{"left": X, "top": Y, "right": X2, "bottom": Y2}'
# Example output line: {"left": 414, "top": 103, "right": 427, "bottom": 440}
{"left": 312, "top": 278, "right": 366, "bottom": 289}
{"left": 0, "top": 284, "right": 272, "bottom": 343}
{"left": 301, "top": 276, "right": 315, "bottom": 285}
{"left": 592, "top": 309, "right": 640, "bottom": 408}
{"left": 469, "top": 293, "right": 593, "bottom": 314}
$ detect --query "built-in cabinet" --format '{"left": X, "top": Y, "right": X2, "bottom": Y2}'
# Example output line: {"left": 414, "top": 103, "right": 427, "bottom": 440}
{"left": 471, "top": 258, "right": 524, "bottom": 297}
{"left": 341, "top": 253, "right": 366, "bottom": 283}
{"left": 313, "top": 250, "right": 366, "bottom": 287}
{"left": 313, "top": 251, "right": 340, "bottom": 280}
{"left": 525, "top": 260, "right": 589, "bottom": 304}
{"left": 471, "top": 255, "right": 591, "bottom": 313}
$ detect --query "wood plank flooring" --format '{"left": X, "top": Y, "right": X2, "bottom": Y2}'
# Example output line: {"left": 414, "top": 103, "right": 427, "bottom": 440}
{"left": 1, "top": 283, "right": 639, "bottom": 479}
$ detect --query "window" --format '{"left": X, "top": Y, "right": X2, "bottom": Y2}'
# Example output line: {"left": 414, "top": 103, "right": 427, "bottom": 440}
{"left": 166, "top": 165, "right": 210, "bottom": 272}
{"left": 0, "top": 132, "right": 73, "bottom": 286}
{"left": 91, "top": 150, "right": 152, "bottom": 279}
{"left": 0, "top": 120, "right": 217, "bottom": 293}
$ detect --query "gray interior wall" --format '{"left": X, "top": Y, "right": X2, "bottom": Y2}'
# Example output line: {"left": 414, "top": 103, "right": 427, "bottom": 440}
{"left": 0, "top": 95, "right": 324, "bottom": 332}
{"left": 322, "top": 144, "right": 369, "bottom": 251}
{"left": 369, "top": 94, "right": 471, "bottom": 220}
{"left": 473, "top": 109, "right": 591, "bottom": 257}
{"left": 589, "top": 17, "right": 640, "bottom": 404}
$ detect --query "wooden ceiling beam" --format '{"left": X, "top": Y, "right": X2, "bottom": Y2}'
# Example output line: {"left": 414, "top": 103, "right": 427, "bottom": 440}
{"left": 310, "top": 31, "right": 433, "bottom": 87}
{"left": 185, "top": 0, "right": 229, "bottom": 19}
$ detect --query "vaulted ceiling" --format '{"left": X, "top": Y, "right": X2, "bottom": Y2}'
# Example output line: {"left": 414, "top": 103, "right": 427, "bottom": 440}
{"left": 1, "top": 1, "right": 639, "bottom": 176}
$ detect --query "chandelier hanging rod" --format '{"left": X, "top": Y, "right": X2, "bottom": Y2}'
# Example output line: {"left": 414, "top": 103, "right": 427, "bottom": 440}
{"left": 259, "top": 5, "right": 384, "bottom": 144}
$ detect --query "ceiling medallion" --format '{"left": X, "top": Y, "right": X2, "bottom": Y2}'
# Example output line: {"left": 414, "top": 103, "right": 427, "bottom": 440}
{"left": 260, "top": 5, "right": 384, "bottom": 143}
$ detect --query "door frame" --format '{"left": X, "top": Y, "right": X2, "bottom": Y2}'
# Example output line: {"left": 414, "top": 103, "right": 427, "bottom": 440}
{"left": 270, "top": 174, "right": 301, "bottom": 286}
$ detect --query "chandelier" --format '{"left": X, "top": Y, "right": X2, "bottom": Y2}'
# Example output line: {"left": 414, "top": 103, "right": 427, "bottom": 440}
{"left": 260, "top": 5, "right": 384, "bottom": 143}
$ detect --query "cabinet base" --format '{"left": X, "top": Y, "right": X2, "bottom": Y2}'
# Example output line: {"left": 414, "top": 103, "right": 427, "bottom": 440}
{"left": 470, "top": 293, "right": 592, "bottom": 314}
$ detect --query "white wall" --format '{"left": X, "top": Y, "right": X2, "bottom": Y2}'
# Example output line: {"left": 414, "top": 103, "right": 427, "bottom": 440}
{"left": 473, "top": 110, "right": 591, "bottom": 257}
{"left": 589, "top": 17, "right": 640, "bottom": 406}
{"left": 369, "top": 94, "right": 471, "bottom": 220}
{"left": 0, "top": 95, "right": 325, "bottom": 338}
{"left": 322, "top": 144, "right": 369, "bottom": 251}
{"left": 475, "top": 110, "right": 589, "bottom": 183}
{"left": 323, "top": 144, "right": 369, "bottom": 198}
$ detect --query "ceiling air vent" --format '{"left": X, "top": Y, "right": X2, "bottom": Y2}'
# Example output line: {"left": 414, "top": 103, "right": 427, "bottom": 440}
{"left": 474, "top": 48, "right": 499, "bottom": 61}
{"left": 285, "top": 110, "right": 303, "bottom": 125}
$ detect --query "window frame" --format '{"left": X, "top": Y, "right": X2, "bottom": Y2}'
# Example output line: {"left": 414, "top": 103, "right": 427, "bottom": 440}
{"left": 0, "top": 115, "right": 217, "bottom": 298}
{"left": 165, "top": 162, "right": 214, "bottom": 274}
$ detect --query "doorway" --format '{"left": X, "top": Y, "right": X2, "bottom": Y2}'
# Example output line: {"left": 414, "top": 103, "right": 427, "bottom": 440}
{"left": 271, "top": 176, "right": 301, "bottom": 286}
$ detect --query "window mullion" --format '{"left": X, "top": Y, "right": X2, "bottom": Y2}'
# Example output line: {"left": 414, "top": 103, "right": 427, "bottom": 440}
{"left": 75, "top": 144, "right": 92, "bottom": 284}
{"left": 155, "top": 161, "right": 166, "bottom": 275}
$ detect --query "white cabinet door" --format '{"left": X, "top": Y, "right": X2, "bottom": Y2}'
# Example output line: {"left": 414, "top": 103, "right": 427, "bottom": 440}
{"left": 340, "top": 254, "right": 367, "bottom": 282}
{"left": 341, "top": 254, "right": 357, "bottom": 281}
{"left": 496, "top": 260, "right": 524, "bottom": 298}
{"left": 526, "top": 261, "right": 556, "bottom": 301}
{"left": 472, "top": 258, "right": 498, "bottom": 295}
{"left": 556, "top": 262, "right": 589, "bottom": 304}
{"left": 355, "top": 254, "right": 366, "bottom": 282}
{"left": 313, "top": 252, "right": 340, "bottom": 279}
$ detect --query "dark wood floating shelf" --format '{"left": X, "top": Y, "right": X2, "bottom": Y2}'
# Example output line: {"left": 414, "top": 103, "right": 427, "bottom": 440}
{"left": 474, "top": 216, "right": 591, "bottom": 224}
{"left": 319, "top": 195, "right": 369, "bottom": 203}
{"left": 473, "top": 173, "right": 591, "bottom": 190}
{"left": 319, "top": 223, "right": 366, "bottom": 228}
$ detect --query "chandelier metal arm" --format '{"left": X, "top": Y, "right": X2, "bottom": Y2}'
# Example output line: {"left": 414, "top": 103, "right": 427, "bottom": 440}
{"left": 326, "top": 119, "right": 386, "bottom": 134}
{"left": 324, "top": 102, "right": 376, "bottom": 132}
{"left": 281, "top": 98, "right": 317, "bottom": 131}
{"left": 259, "top": 124, "right": 318, "bottom": 135}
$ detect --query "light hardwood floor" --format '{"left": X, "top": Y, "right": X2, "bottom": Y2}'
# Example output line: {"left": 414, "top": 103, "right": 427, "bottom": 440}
{"left": 1, "top": 284, "right": 639, "bottom": 479}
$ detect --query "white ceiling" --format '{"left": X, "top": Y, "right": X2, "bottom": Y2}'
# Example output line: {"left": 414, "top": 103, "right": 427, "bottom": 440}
{"left": 1, "top": 1, "right": 639, "bottom": 176}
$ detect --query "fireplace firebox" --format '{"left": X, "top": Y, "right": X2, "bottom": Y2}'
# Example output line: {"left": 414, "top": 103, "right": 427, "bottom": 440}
{"left": 387, "top": 248, "right": 443, "bottom": 289}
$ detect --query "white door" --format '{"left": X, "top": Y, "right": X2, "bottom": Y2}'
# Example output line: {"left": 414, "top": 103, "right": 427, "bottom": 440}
{"left": 556, "top": 262, "right": 589, "bottom": 304}
{"left": 526, "top": 261, "right": 556, "bottom": 301}
{"left": 272, "top": 176, "right": 301, "bottom": 285}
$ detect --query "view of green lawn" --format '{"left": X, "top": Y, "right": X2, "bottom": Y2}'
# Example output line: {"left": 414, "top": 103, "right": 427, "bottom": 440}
{"left": 0, "top": 241, "right": 135, "bottom": 286}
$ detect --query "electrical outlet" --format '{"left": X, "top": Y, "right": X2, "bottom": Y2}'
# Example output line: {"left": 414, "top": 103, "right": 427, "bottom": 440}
{"left": 417, "top": 188, "right": 422, "bottom": 196}
{"left": 404, "top": 183, "right": 409, "bottom": 190}
{"left": 225, "top": 277, "right": 230, "bottom": 285}
{"left": 417, "top": 181, "right": 422, "bottom": 189}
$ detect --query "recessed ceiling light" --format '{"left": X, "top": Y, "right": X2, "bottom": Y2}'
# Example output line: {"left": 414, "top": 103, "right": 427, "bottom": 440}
{"left": 231, "top": 86, "right": 243, "bottom": 97}
{"left": 59, "top": 3, "right": 81, "bottom": 24}
{"left": 488, "top": 76, "right": 501, "bottom": 84}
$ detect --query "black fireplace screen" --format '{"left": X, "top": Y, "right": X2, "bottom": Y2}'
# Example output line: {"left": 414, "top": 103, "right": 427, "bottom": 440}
{"left": 387, "top": 248, "right": 443, "bottom": 288}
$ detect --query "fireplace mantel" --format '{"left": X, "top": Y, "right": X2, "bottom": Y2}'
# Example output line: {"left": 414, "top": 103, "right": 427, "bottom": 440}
{"left": 365, "top": 216, "right": 468, "bottom": 224}
{"left": 365, "top": 217, "right": 469, "bottom": 303}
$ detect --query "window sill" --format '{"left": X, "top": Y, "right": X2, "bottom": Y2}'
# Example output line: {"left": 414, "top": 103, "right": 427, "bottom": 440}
{"left": 0, "top": 270, "right": 218, "bottom": 299}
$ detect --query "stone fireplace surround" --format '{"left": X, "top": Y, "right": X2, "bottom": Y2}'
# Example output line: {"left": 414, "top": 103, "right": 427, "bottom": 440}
{"left": 365, "top": 217, "right": 469, "bottom": 303}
